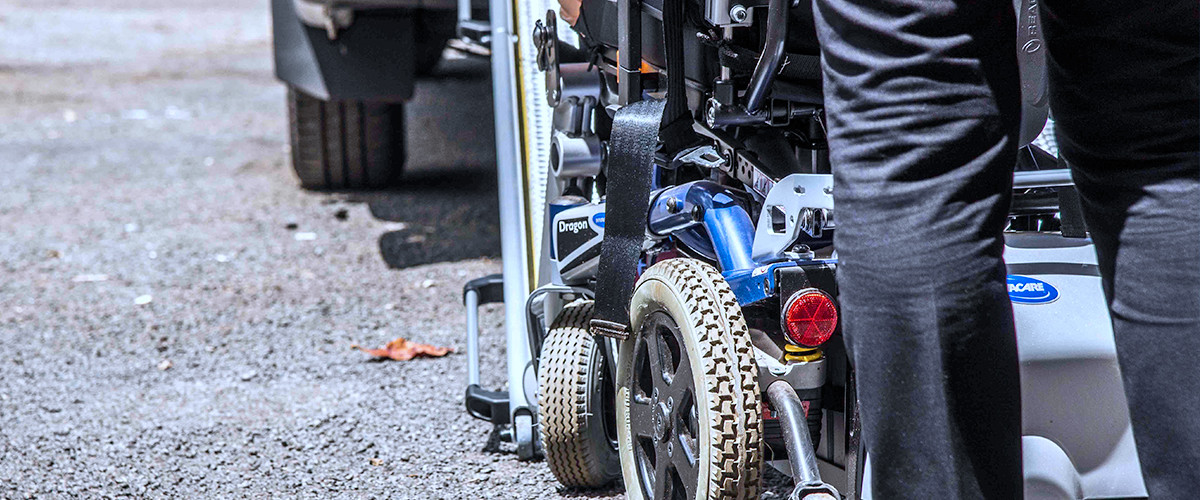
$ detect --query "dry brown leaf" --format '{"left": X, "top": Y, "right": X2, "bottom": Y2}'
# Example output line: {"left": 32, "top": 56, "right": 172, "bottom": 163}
{"left": 352, "top": 337, "right": 453, "bottom": 361}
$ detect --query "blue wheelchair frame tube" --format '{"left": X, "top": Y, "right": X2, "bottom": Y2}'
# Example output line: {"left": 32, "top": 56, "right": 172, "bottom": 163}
{"left": 647, "top": 181, "right": 757, "bottom": 274}
{"left": 646, "top": 179, "right": 840, "bottom": 306}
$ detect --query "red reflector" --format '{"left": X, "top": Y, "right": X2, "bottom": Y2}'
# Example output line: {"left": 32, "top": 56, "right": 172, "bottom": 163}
{"left": 783, "top": 289, "right": 838, "bottom": 347}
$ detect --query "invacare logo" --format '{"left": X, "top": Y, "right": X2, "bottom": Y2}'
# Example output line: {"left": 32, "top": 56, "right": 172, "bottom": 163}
{"left": 1007, "top": 275, "right": 1059, "bottom": 304}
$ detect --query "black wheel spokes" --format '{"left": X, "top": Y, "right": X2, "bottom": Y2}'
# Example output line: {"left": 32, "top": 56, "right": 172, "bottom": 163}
{"left": 671, "top": 390, "right": 699, "bottom": 491}
{"left": 635, "top": 434, "right": 658, "bottom": 495}
{"left": 632, "top": 312, "right": 699, "bottom": 500}
{"left": 630, "top": 333, "right": 659, "bottom": 496}
{"left": 634, "top": 335, "right": 656, "bottom": 400}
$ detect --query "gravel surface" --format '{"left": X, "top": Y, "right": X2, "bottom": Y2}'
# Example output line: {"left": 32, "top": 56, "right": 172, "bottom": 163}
{"left": 0, "top": 1, "right": 796, "bottom": 498}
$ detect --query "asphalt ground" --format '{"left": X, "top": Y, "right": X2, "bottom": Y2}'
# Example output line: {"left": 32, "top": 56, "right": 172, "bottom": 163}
{"left": 0, "top": 1, "right": 801, "bottom": 498}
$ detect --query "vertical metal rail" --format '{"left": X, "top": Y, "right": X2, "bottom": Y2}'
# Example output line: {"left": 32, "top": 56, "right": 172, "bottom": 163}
{"left": 488, "top": 0, "right": 537, "bottom": 458}
{"left": 457, "top": 0, "right": 471, "bottom": 25}
{"left": 465, "top": 290, "right": 481, "bottom": 386}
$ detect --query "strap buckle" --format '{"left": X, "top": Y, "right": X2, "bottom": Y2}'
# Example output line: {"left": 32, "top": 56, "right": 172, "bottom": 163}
{"left": 589, "top": 319, "right": 630, "bottom": 340}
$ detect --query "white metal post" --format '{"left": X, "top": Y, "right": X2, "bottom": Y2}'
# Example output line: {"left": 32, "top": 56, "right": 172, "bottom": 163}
{"left": 488, "top": 0, "right": 537, "bottom": 457}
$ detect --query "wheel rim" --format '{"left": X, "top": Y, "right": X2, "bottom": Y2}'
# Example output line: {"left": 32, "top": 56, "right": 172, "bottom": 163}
{"left": 600, "top": 349, "right": 620, "bottom": 450}
{"left": 629, "top": 311, "right": 700, "bottom": 499}
{"left": 592, "top": 339, "right": 621, "bottom": 453}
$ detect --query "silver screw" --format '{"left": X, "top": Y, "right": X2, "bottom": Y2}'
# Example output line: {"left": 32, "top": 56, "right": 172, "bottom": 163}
{"left": 705, "top": 100, "right": 720, "bottom": 128}
{"left": 729, "top": 4, "right": 748, "bottom": 23}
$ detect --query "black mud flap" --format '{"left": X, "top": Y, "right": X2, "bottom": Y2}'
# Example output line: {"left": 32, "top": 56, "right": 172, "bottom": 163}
{"left": 271, "top": 0, "right": 417, "bottom": 101}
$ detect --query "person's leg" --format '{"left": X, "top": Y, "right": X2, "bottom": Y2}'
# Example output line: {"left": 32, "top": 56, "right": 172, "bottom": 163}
{"left": 1040, "top": 0, "right": 1200, "bottom": 495}
{"left": 812, "top": 0, "right": 1022, "bottom": 497}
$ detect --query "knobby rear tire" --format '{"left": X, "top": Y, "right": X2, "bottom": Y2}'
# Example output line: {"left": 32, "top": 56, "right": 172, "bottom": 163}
{"left": 538, "top": 299, "right": 621, "bottom": 488}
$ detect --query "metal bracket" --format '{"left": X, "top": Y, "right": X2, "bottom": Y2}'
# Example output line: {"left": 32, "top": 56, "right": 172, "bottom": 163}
{"left": 751, "top": 174, "right": 835, "bottom": 262}
{"left": 676, "top": 144, "right": 729, "bottom": 170}
{"left": 693, "top": 123, "right": 780, "bottom": 198}
{"left": 796, "top": 207, "right": 832, "bottom": 240}
{"left": 756, "top": 347, "right": 827, "bottom": 390}
{"left": 533, "top": 14, "right": 562, "bottom": 106}
{"left": 790, "top": 484, "right": 841, "bottom": 500}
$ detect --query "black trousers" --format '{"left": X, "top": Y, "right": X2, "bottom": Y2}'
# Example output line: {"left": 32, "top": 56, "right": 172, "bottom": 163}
{"left": 812, "top": 0, "right": 1199, "bottom": 497}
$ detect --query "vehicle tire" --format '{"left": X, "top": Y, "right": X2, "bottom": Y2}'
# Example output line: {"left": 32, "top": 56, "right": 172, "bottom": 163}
{"left": 617, "top": 259, "right": 763, "bottom": 500}
{"left": 537, "top": 299, "right": 621, "bottom": 488}
{"left": 413, "top": 10, "right": 456, "bottom": 76}
{"left": 287, "top": 86, "right": 404, "bottom": 190}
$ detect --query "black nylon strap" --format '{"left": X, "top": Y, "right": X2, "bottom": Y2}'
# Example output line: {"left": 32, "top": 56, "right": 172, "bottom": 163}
{"left": 590, "top": 0, "right": 691, "bottom": 339}
{"left": 660, "top": 0, "right": 686, "bottom": 128}
{"left": 658, "top": 0, "right": 695, "bottom": 155}
{"left": 589, "top": 99, "right": 666, "bottom": 339}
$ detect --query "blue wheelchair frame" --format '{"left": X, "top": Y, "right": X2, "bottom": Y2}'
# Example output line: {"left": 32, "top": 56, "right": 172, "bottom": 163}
{"left": 645, "top": 178, "right": 832, "bottom": 306}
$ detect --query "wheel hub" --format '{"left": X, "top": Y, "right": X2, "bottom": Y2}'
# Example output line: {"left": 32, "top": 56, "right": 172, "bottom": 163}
{"left": 654, "top": 400, "right": 670, "bottom": 442}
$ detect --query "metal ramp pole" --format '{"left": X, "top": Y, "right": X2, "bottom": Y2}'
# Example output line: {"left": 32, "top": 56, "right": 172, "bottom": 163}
{"left": 486, "top": 0, "right": 539, "bottom": 460}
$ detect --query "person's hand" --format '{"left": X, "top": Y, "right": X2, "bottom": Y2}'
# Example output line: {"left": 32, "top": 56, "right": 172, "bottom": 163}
{"left": 559, "top": 0, "right": 581, "bottom": 26}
